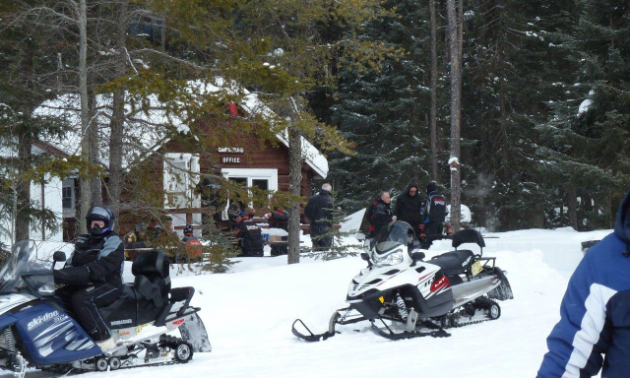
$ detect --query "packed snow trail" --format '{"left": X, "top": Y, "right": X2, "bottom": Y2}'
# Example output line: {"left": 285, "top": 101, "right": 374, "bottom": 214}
{"left": 1, "top": 228, "right": 609, "bottom": 377}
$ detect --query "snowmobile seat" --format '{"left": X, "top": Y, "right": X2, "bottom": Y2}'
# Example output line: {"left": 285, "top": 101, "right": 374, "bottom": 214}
{"left": 428, "top": 250, "right": 475, "bottom": 276}
{"left": 132, "top": 251, "right": 171, "bottom": 309}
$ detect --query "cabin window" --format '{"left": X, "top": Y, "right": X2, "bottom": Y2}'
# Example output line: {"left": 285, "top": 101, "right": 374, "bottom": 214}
{"left": 221, "top": 168, "right": 278, "bottom": 220}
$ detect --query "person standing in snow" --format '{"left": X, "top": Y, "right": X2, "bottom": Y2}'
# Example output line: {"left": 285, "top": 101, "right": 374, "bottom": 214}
{"left": 537, "top": 188, "right": 630, "bottom": 378}
{"left": 232, "top": 210, "right": 264, "bottom": 257}
{"left": 394, "top": 183, "right": 424, "bottom": 237}
{"left": 369, "top": 192, "right": 396, "bottom": 238}
{"left": 419, "top": 182, "right": 448, "bottom": 249}
{"left": 305, "top": 183, "right": 334, "bottom": 250}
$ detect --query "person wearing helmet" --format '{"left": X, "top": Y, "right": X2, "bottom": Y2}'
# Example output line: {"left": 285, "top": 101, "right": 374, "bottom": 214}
{"left": 180, "top": 223, "right": 203, "bottom": 261}
{"left": 232, "top": 210, "right": 264, "bottom": 257}
{"left": 53, "top": 206, "right": 125, "bottom": 351}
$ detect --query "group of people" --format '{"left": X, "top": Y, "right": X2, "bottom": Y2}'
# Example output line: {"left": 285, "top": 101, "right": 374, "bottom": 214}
{"left": 365, "top": 182, "right": 449, "bottom": 249}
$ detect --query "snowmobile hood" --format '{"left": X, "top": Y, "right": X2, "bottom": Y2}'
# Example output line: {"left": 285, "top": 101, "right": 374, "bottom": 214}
{"left": 614, "top": 188, "right": 630, "bottom": 244}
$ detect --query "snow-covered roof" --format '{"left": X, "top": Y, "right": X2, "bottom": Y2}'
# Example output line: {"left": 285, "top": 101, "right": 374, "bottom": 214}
{"left": 33, "top": 79, "right": 328, "bottom": 177}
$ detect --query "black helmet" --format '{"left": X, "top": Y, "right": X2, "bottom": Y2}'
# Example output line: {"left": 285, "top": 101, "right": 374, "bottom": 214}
{"left": 86, "top": 206, "right": 115, "bottom": 236}
{"left": 183, "top": 224, "right": 194, "bottom": 235}
{"left": 426, "top": 182, "right": 437, "bottom": 194}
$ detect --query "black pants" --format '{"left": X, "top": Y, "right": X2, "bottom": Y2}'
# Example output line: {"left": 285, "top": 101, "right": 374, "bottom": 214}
{"left": 57, "top": 283, "right": 122, "bottom": 341}
{"left": 311, "top": 234, "right": 333, "bottom": 250}
{"left": 421, "top": 222, "right": 444, "bottom": 249}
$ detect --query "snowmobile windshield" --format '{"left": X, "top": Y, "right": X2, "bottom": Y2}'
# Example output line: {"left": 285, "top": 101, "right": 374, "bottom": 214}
{"left": 375, "top": 221, "right": 415, "bottom": 254}
{"left": 0, "top": 240, "right": 57, "bottom": 296}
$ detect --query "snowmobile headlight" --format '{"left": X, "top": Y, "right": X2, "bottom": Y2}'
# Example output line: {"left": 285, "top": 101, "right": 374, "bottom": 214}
{"left": 373, "top": 249, "right": 404, "bottom": 267}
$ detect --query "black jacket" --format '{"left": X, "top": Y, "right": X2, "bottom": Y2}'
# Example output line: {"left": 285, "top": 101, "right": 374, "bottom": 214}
{"left": 305, "top": 189, "right": 333, "bottom": 236}
{"left": 67, "top": 232, "right": 125, "bottom": 288}
{"left": 394, "top": 183, "right": 424, "bottom": 226}
{"left": 372, "top": 200, "right": 393, "bottom": 237}
{"left": 235, "top": 219, "right": 264, "bottom": 256}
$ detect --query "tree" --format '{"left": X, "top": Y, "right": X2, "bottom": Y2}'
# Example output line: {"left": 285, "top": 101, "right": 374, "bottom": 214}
{"left": 447, "top": 0, "right": 463, "bottom": 231}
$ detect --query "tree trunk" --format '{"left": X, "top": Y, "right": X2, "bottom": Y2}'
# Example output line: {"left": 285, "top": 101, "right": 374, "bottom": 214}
{"left": 88, "top": 78, "right": 101, "bottom": 207}
{"left": 568, "top": 186, "right": 579, "bottom": 230}
{"left": 287, "top": 124, "right": 303, "bottom": 265}
{"left": 79, "top": 0, "right": 91, "bottom": 233}
{"left": 447, "top": 0, "right": 462, "bottom": 231}
{"left": 429, "top": 0, "right": 439, "bottom": 181}
{"left": 109, "top": 0, "right": 128, "bottom": 223}
{"left": 15, "top": 133, "right": 31, "bottom": 242}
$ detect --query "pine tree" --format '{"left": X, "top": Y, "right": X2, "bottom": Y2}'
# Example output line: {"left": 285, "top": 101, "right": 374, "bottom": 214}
{"left": 327, "top": 0, "right": 434, "bottom": 211}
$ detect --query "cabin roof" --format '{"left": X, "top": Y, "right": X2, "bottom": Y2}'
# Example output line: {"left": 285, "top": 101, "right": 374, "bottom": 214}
{"left": 33, "top": 79, "right": 328, "bottom": 178}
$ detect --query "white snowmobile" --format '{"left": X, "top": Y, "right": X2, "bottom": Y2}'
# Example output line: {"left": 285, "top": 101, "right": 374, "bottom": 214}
{"left": 0, "top": 240, "right": 211, "bottom": 377}
{"left": 292, "top": 222, "right": 513, "bottom": 341}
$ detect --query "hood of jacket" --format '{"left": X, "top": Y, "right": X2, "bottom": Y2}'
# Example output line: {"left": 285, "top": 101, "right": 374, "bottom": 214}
{"left": 404, "top": 183, "right": 420, "bottom": 197}
{"left": 615, "top": 188, "right": 630, "bottom": 244}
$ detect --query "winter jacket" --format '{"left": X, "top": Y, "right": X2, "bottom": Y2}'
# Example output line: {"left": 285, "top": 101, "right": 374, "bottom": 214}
{"left": 235, "top": 219, "right": 264, "bottom": 256}
{"left": 421, "top": 191, "right": 449, "bottom": 225}
{"left": 538, "top": 188, "right": 630, "bottom": 378}
{"left": 66, "top": 232, "right": 125, "bottom": 288}
{"left": 371, "top": 200, "right": 393, "bottom": 238}
{"left": 394, "top": 183, "right": 424, "bottom": 227}
{"left": 305, "top": 189, "right": 333, "bottom": 236}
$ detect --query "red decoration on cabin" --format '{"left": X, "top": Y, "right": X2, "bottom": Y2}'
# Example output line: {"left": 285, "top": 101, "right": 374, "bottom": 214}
{"left": 229, "top": 102, "right": 238, "bottom": 116}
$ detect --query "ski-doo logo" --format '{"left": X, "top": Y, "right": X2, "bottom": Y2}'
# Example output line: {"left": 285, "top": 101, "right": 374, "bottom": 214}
{"left": 27, "top": 311, "right": 59, "bottom": 331}
{"left": 462, "top": 257, "right": 471, "bottom": 267}
{"left": 110, "top": 319, "right": 133, "bottom": 326}
{"left": 172, "top": 319, "right": 185, "bottom": 326}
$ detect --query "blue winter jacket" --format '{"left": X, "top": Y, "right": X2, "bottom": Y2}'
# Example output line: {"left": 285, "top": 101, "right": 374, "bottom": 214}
{"left": 537, "top": 189, "right": 630, "bottom": 377}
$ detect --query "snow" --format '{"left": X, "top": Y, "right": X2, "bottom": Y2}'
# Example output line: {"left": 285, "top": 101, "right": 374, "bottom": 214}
{"left": 578, "top": 99, "right": 593, "bottom": 115}
{"left": 448, "top": 157, "right": 460, "bottom": 166}
{"left": 21, "top": 227, "right": 609, "bottom": 378}
{"left": 446, "top": 203, "right": 472, "bottom": 223}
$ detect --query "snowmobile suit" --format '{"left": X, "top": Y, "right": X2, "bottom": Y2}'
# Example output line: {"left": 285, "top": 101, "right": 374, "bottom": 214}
{"left": 55, "top": 233, "right": 125, "bottom": 341}
{"left": 235, "top": 218, "right": 264, "bottom": 257}
{"left": 371, "top": 199, "right": 393, "bottom": 238}
{"left": 421, "top": 191, "right": 448, "bottom": 249}
{"left": 394, "top": 183, "right": 424, "bottom": 235}
{"left": 305, "top": 189, "right": 334, "bottom": 249}
{"left": 538, "top": 188, "right": 630, "bottom": 378}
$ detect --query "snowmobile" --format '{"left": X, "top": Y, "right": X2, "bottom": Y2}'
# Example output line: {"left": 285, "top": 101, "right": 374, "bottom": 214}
{"left": 0, "top": 240, "right": 211, "bottom": 377}
{"left": 292, "top": 222, "right": 513, "bottom": 341}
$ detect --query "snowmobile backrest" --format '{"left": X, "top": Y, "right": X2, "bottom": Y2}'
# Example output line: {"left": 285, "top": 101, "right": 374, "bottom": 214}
{"left": 132, "top": 250, "right": 170, "bottom": 279}
{"left": 132, "top": 251, "right": 170, "bottom": 308}
{"left": 452, "top": 229, "right": 485, "bottom": 250}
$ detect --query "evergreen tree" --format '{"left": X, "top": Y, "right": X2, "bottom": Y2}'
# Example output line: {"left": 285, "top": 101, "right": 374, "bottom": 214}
{"left": 328, "top": 0, "right": 434, "bottom": 210}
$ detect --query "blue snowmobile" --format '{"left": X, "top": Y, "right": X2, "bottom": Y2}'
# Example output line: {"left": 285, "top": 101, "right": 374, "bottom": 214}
{"left": 0, "top": 240, "right": 211, "bottom": 376}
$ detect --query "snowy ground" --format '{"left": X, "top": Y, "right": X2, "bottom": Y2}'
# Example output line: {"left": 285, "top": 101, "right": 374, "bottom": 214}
{"left": 2, "top": 227, "right": 612, "bottom": 378}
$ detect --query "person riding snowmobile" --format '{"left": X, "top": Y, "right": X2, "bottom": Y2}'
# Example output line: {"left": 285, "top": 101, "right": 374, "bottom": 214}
{"left": 53, "top": 206, "right": 124, "bottom": 351}
{"left": 538, "top": 187, "right": 630, "bottom": 377}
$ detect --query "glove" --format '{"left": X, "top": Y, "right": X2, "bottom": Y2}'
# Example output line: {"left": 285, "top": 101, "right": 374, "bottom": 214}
{"left": 53, "top": 266, "right": 91, "bottom": 286}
